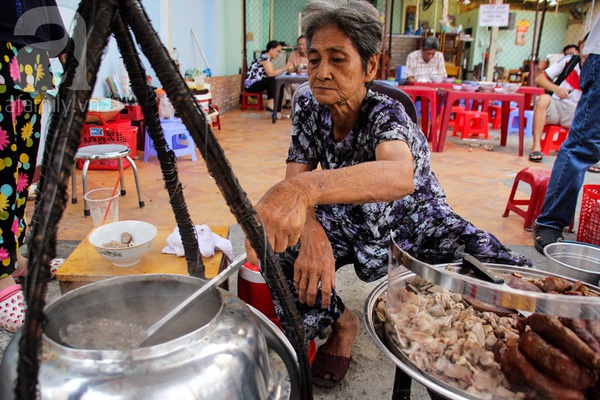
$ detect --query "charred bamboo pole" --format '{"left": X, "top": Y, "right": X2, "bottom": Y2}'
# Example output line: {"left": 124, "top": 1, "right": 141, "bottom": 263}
{"left": 16, "top": 1, "right": 119, "bottom": 398}
{"left": 111, "top": 11, "right": 204, "bottom": 278}
{"left": 120, "top": 0, "right": 312, "bottom": 397}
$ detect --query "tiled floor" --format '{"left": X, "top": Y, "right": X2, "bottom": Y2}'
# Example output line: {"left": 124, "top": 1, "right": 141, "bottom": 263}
{"left": 41, "top": 105, "right": 591, "bottom": 248}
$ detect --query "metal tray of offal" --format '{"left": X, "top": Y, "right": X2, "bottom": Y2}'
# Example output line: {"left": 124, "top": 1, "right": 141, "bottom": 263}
{"left": 364, "top": 262, "right": 600, "bottom": 400}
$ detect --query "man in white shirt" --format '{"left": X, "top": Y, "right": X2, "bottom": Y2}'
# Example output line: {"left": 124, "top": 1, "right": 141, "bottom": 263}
{"left": 529, "top": 44, "right": 582, "bottom": 162}
{"left": 405, "top": 37, "right": 447, "bottom": 83}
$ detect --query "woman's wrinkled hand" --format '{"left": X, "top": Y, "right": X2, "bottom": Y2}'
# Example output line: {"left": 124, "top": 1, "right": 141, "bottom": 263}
{"left": 245, "top": 179, "right": 313, "bottom": 264}
{"left": 294, "top": 224, "right": 335, "bottom": 308}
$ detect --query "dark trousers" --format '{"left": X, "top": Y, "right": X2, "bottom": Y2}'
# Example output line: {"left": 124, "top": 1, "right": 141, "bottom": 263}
{"left": 246, "top": 76, "right": 276, "bottom": 99}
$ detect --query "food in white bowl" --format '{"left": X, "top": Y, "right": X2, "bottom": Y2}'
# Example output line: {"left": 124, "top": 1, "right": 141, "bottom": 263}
{"left": 462, "top": 84, "right": 478, "bottom": 92}
{"left": 452, "top": 84, "right": 463, "bottom": 91}
{"left": 494, "top": 87, "right": 506, "bottom": 94}
{"left": 504, "top": 83, "right": 521, "bottom": 93}
{"left": 479, "top": 82, "right": 496, "bottom": 92}
{"left": 444, "top": 77, "right": 456, "bottom": 83}
{"left": 89, "top": 220, "right": 157, "bottom": 267}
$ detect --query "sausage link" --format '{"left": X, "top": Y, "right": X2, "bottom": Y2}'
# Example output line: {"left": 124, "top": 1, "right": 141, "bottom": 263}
{"left": 519, "top": 330, "right": 596, "bottom": 389}
{"left": 506, "top": 343, "right": 585, "bottom": 400}
{"left": 526, "top": 313, "right": 600, "bottom": 371}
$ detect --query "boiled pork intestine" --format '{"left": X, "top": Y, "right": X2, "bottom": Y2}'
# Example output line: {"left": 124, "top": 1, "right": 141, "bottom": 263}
{"left": 386, "top": 284, "right": 525, "bottom": 399}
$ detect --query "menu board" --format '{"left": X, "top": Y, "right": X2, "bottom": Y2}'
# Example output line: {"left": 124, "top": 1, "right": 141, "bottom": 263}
{"left": 478, "top": 4, "right": 510, "bottom": 27}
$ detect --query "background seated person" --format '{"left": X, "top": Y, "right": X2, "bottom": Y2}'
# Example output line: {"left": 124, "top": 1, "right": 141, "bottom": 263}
{"left": 405, "top": 37, "right": 447, "bottom": 83}
{"left": 243, "top": 40, "right": 291, "bottom": 111}
{"left": 246, "top": 0, "right": 531, "bottom": 390}
{"left": 529, "top": 43, "right": 582, "bottom": 162}
{"left": 283, "top": 35, "right": 308, "bottom": 108}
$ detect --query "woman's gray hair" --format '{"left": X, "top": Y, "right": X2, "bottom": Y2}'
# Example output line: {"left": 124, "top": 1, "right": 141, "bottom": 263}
{"left": 302, "top": 0, "right": 383, "bottom": 72}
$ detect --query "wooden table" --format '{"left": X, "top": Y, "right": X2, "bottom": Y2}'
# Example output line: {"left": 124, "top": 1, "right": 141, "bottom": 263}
{"left": 56, "top": 226, "right": 229, "bottom": 294}
{"left": 272, "top": 74, "right": 309, "bottom": 123}
{"left": 400, "top": 86, "right": 440, "bottom": 151}
{"left": 437, "top": 89, "right": 526, "bottom": 155}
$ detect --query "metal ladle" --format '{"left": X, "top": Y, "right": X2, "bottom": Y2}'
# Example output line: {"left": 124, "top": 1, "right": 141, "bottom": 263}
{"left": 138, "top": 253, "right": 247, "bottom": 347}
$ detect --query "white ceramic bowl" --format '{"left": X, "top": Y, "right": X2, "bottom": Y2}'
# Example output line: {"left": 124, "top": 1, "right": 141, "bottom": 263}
{"left": 452, "top": 84, "right": 463, "bottom": 91}
{"left": 462, "top": 84, "right": 478, "bottom": 92}
{"left": 544, "top": 242, "right": 600, "bottom": 285}
{"left": 430, "top": 76, "right": 444, "bottom": 83}
{"left": 505, "top": 83, "right": 521, "bottom": 93}
{"left": 479, "top": 82, "right": 496, "bottom": 92}
{"left": 444, "top": 77, "right": 456, "bottom": 83}
{"left": 494, "top": 87, "right": 505, "bottom": 94}
{"left": 89, "top": 220, "right": 158, "bottom": 267}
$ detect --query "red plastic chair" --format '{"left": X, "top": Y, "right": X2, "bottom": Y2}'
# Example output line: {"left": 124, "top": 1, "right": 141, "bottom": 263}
{"left": 540, "top": 124, "right": 569, "bottom": 155}
{"left": 453, "top": 110, "right": 489, "bottom": 139}
{"left": 241, "top": 91, "right": 264, "bottom": 111}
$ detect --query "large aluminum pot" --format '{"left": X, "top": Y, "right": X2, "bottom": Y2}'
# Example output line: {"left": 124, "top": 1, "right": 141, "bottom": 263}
{"left": 0, "top": 274, "right": 300, "bottom": 399}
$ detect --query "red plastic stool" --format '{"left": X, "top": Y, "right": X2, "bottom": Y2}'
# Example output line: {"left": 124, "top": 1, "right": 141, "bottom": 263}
{"left": 238, "top": 261, "right": 317, "bottom": 364}
{"left": 540, "top": 124, "right": 569, "bottom": 155}
{"left": 503, "top": 167, "right": 551, "bottom": 231}
{"left": 241, "top": 91, "right": 264, "bottom": 111}
{"left": 449, "top": 106, "right": 465, "bottom": 127}
{"left": 489, "top": 105, "right": 515, "bottom": 130}
{"left": 454, "top": 110, "right": 489, "bottom": 139}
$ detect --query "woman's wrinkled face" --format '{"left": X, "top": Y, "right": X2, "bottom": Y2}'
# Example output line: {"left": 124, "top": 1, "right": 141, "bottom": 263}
{"left": 307, "top": 26, "right": 377, "bottom": 106}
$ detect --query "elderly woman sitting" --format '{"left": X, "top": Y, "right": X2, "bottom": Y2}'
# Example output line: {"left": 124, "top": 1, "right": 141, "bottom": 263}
{"left": 246, "top": 0, "right": 531, "bottom": 389}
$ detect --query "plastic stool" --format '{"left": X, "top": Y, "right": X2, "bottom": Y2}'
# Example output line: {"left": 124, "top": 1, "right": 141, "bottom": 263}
{"left": 449, "top": 106, "right": 465, "bottom": 127}
{"left": 540, "top": 124, "right": 569, "bottom": 155}
{"left": 454, "top": 110, "right": 489, "bottom": 139}
{"left": 503, "top": 167, "right": 551, "bottom": 231}
{"left": 71, "top": 144, "right": 145, "bottom": 217}
{"left": 143, "top": 119, "right": 197, "bottom": 162}
{"left": 507, "top": 109, "right": 534, "bottom": 138}
{"left": 489, "top": 105, "right": 516, "bottom": 130}
{"left": 241, "top": 91, "right": 264, "bottom": 111}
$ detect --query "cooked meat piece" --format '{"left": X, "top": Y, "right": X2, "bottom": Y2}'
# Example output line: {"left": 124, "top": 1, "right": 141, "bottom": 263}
{"left": 588, "top": 320, "right": 600, "bottom": 343}
{"left": 498, "top": 341, "right": 585, "bottom": 400}
{"left": 503, "top": 274, "right": 543, "bottom": 292}
{"left": 526, "top": 313, "right": 600, "bottom": 370}
{"left": 462, "top": 296, "right": 516, "bottom": 317}
{"left": 518, "top": 330, "right": 596, "bottom": 389}
{"left": 560, "top": 317, "right": 600, "bottom": 355}
{"left": 541, "top": 276, "right": 572, "bottom": 293}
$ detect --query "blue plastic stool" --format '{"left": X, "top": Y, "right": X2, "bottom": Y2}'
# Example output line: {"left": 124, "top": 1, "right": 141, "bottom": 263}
{"left": 143, "top": 118, "right": 197, "bottom": 162}
{"left": 506, "top": 109, "right": 534, "bottom": 138}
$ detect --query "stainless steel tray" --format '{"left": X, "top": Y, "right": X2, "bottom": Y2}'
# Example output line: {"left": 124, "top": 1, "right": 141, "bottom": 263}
{"left": 364, "top": 265, "right": 600, "bottom": 400}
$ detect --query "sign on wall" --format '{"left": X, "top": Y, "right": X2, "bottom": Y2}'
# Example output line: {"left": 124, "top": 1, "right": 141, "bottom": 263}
{"left": 516, "top": 20, "right": 530, "bottom": 45}
{"left": 478, "top": 4, "right": 510, "bottom": 27}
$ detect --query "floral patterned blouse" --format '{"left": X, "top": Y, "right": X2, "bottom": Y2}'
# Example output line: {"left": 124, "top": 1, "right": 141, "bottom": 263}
{"left": 286, "top": 89, "right": 530, "bottom": 282}
{"left": 244, "top": 53, "right": 270, "bottom": 89}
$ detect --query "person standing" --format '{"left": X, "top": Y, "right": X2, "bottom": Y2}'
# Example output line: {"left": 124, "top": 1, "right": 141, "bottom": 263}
{"left": 244, "top": 40, "right": 291, "bottom": 111}
{"left": 533, "top": 16, "right": 600, "bottom": 253}
{"left": 0, "top": 0, "right": 67, "bottom": 332}
{"left": 405, "top": 36, "right": 448, "bottom": 83}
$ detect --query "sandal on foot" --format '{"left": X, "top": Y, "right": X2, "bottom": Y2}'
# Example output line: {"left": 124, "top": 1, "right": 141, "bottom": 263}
{"left": 0, "top": 284, "right": 26, "bottom": 333}
{"left": 310, "top": 348, "right": 352, "bottom": 388}
{"left": 529, "top": 151, "right": 544, "bottom": 163}
{"left": 588, "top": 165, "right": 600, "bottom": 174}
{"left": 533, "top": 226, "right": 563, "bottom": 254}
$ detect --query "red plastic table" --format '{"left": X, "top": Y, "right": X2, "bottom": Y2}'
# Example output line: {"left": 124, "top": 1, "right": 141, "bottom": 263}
{"left": 437, "top": 89, "right": 526, "bottom": 156}
{"left": 400, "top": 86, "right": 439, "bottom": 151}
{"left": 517, "top": 86, "right": 545, "bottom": 110}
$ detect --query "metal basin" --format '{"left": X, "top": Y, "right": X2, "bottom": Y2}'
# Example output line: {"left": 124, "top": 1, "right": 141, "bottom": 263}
{"left": 544, "top": 242, "right": 600, "bottom": 285}
{"left": 0, "top": 274, "right": 300, "bottom": 399}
